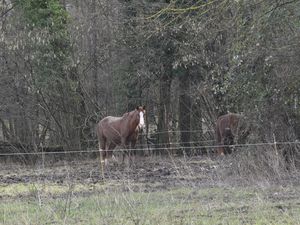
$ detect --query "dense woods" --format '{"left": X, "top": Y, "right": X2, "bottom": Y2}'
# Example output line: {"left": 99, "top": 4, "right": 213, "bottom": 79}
{"left": 0, "top": 0, "right": 299, "bottom": 166}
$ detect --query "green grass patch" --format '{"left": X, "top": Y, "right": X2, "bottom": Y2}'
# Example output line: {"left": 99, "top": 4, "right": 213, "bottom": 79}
{"left": 1, "top": 183, "right": 300, "bottom": 225}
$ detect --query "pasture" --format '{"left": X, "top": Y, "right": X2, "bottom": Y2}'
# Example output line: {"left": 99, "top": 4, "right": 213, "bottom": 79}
{"left": 1, "top": 155, "right": 300, "bottom": 225}
{"left": 1, "top": 1, "right": 300, "bottom": 224}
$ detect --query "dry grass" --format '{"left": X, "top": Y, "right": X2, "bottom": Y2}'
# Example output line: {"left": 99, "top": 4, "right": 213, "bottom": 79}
{"left": 0, "top": 151, "right": 300, "bottom": 224}
{"left": 1, "top": 181, "right": 300, "bottom": 225}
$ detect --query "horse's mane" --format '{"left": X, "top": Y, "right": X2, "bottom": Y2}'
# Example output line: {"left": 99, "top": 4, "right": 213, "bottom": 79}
{"left": 122, "top": 110, "right": 136, "bottom": 119}
{"left": 122, "top": 112, "right": 129, "bottom": 118}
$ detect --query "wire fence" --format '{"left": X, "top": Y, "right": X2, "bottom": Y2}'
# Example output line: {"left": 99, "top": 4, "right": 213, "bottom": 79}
{"left": 0, "top": 141, "right": 299, "bottom": 156}
{"left": 83, "top": 139, "right": 216, "bottom": 146}
{"left": 83, "top": 129, "right": 215, "bottom": 143}
{"left": 142, "top": 129, "right": 214, "bottom": 135}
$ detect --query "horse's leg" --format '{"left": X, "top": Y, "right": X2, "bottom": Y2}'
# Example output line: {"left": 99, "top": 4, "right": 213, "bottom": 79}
{"left": 98, "top": 136, "right": 106, "bottom": 161}
{"left": 121, "top": 137, "right": 129, "bottom": 165}
{"left": 216, "top": 126, "right": 225, "bottom": 156}
{"left": 98, "top": 136, "right": 106, "bottom": 178}
{"left": 218, "top": 133, "right": 226, "bottom": 156}
{"left": 223, "top": 129, "right": 234, "bottom": 155}
{"left": 227, "top": 135, "right": 234, "bottom": 154}
{"left": 218, "top": 141, "right": 225, "bottom": 155}
{"left": 130, "top": 139, "right": 137, "bottom": 165}
{"left": 107, "top": 142, "right": 116, "bottom": 162}
{"left": 122, "top": 144, "right": 130, "bottom": 165}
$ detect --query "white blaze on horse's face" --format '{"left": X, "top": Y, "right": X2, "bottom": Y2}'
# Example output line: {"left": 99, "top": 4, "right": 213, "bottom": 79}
{"left": 138, "top": 111, "right": 145, "bottom": 129}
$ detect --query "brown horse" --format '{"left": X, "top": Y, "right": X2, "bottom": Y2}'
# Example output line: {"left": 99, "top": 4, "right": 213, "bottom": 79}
{"left": 97, "top": 106, "right": 146, "bottom": 164}
{"left": 215, "top": 113, "right": 251, "bottom": 155}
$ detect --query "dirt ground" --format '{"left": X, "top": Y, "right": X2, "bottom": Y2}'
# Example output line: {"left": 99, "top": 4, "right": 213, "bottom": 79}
{"left": 0, "top": 154, "right": 299, "bottom": 193}
{"left": 1, "top": 155, "right": 300, "bottom": 225}
{"left": 0, "top": 155, "right": 227, "bottom": 187}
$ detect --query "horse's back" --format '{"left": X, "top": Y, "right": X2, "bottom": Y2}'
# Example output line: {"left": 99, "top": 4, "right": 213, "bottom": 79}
{"left": 217, "top": 113, "right": 241, "bottom": 133}
{"left": 216, "top": 113, "right": 251, "bottom": 143}
{"left": 97, "top": 116, "right": 123, "bottom": 143}
{"left": 99, "top": 116, "right": 121, "bottom": 127}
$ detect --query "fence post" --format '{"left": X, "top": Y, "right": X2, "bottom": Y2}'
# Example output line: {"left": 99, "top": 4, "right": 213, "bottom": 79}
{"left": 273, "top": 133, "right": 280, "bottom": 176}
{"left": 99, "top": 144, "right": 105, "bottom": 181}
{"left": 42, "top": 146, "right": 45, "bottom": 170}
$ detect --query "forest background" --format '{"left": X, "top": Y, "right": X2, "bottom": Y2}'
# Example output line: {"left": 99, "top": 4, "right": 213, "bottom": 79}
{"left": 0, "top": 0, "right": 299, "bottom": 160}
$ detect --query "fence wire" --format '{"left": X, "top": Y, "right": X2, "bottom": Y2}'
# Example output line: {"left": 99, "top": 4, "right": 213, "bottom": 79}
{"left": 0, "top": 141, "right": 299, "bottom": 156}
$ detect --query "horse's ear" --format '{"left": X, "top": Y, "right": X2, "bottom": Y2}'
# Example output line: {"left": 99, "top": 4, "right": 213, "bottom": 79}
{"left": 142, "top": 105, "right": 146, "bottom": 110}
{"left": 136, "top": 106, "right": 139, "bottom": 110}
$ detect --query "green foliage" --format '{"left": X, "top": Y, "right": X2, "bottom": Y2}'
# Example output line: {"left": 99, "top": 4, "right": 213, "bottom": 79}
{"left": 16, "top": 0, "right": 73, "bottom": 92}
{"left": 17, "top": 0, "right": 68, "bottom": 31}
{"left": 2, "top": 0, "right": 82, "bottom": 146}
{"left": 2, "top": 0, "right": 299, "bottom": 147}
{"left": 227, "top": 1, "right": 300, "bottom": 108}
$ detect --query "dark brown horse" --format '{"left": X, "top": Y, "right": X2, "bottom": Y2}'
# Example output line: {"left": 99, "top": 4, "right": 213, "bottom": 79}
{"left": 215, "top": 113, "right": 251, "bottom": 155}
{"left": 97, "top": 106, "right": 146, "bottom": 164}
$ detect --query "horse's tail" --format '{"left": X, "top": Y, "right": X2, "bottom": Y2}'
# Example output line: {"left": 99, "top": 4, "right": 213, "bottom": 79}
{"left": 224, "top": 127, "right": 234, "bottom": 146}
{"left": 95, "top": 121, "right": 100, "bottom": 139}
{"left": 224, "top": 127, "right": 232, "bottom": 137}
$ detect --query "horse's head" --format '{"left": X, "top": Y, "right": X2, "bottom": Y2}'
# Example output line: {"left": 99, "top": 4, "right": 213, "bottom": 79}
{"left": 136, "top": 106, "right": 146, "bottom": 131}
{"left": 236, "top": 115, "right": 252, "bottom": 142}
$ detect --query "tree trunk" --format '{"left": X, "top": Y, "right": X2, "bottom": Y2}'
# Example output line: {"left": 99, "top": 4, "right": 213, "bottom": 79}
{"left": 157, "top": 66, "right": 172, "bottom": 152}
{"left": 178, "top": 68, "right": 191, "bottom": 155}
{"left": 191, "top": 97, "right": 203, "bottom": 154}
{"left": 91, "top": 0, "right": 99, "bottom": 112}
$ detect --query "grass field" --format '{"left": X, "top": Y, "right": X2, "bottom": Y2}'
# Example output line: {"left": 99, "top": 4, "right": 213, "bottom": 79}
{"left": 1, "top": 183, "right": 300, "bottom": 225}
{"left": 1, "top": 157, "right": 300, "bottom": 225}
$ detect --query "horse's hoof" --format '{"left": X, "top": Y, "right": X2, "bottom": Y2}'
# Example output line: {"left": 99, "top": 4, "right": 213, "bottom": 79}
{"left": 112, "top": 155, "right": 118, "bottom": 162}
{"left": 100, "top": 160, "right": 109, "bottom": 166}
